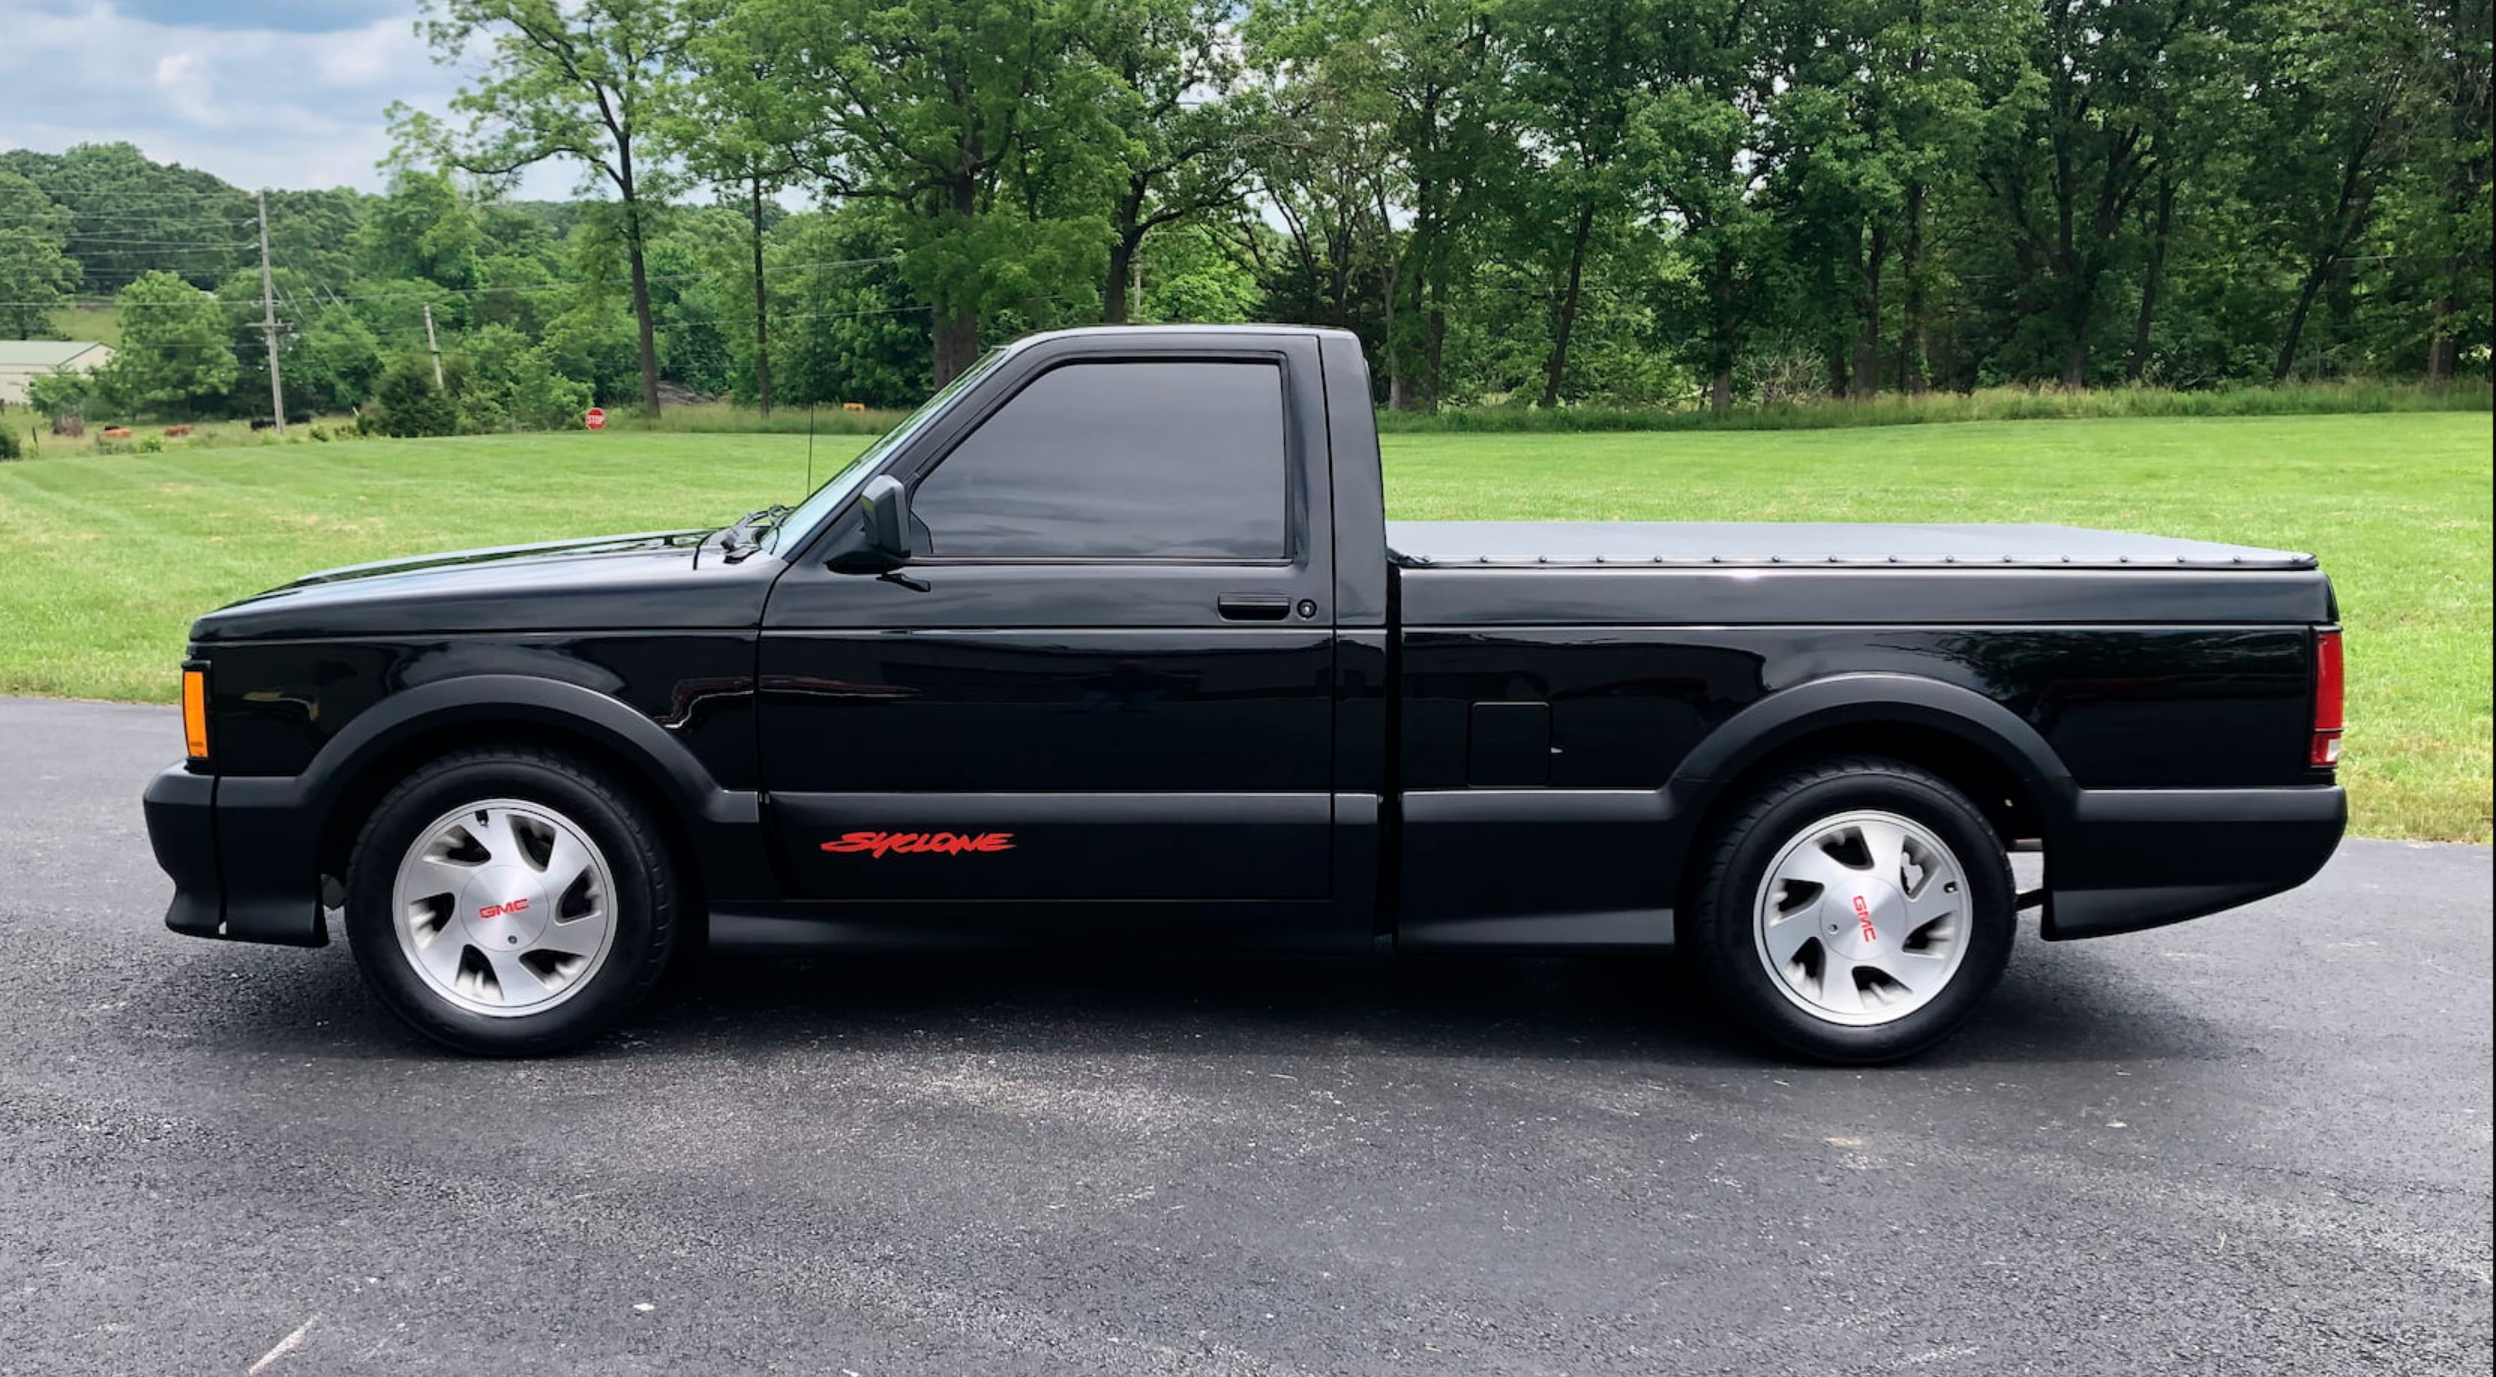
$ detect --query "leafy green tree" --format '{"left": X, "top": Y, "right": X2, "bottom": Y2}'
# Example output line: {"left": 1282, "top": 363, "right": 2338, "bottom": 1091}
{"left": 1137, "top": 224, "right": 1263, "bottom": 322}
{"left": 1236, "top": 77, "right": 1397, "bottom": 363}
{"left": 290, "top": 310, "right": 389, "bottom": 412}
{"left": 25, "top": 368, "right": 96, "bottom": 428}
{"left": 1084, "top": 0, "right": 1261, "bottom": 323}
{"left": 359, "top": 170, "right": 485, "bottom": 294}
{"left": 1499, "top": 0, "right": 1659, "bottom": 404}
{"left": 1250, "top": 0, "right": 1512, "bottom": 410}
{"left": 1631, "top": 0, "right": 1780, "bottom": 409}
{"left": 456, "top": 322, "right": 595, "bottom": 430}
{"left": 263, "top": 187, "right": 372, "bottom": 289}
{"left": 674, "top": 0, "right": 816, "bottom": 411}
{"left": 404, "top": 0, "right": 694, "bottom": 414}
{"left": 763, "top": 203, "right": 933, "bottom": 408}
{"left": 0, "top": 168, "right": 79, "bottom": 337}
{"left": 2242, "top": 0, "right": 2434, "bottom": 380}
{"left": 0, "top": 143, "right": 253, "bottom": 293}
{"left": 94, "top": 271, "right": 237, "bottom": 419}
{"left": 1976, "top": 0, "right": 2233, "bottom": 387}
{"left": 741, "top": 0, "right": 1121, "bottom": 382}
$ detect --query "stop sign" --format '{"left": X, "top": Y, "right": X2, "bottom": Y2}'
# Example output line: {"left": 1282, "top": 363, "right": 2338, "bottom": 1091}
{"left": 583, "top": 407, "right": 607, "bottom": 431}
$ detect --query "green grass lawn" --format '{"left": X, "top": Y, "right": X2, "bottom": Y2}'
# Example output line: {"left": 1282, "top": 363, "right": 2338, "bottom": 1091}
{"left": 1, "top": 412, "right": 2486, "bottom": 840}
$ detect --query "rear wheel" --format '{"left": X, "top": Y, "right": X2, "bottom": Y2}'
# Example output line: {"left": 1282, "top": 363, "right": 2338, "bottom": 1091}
{"left": 1690, "top": 757, "right": 2014, "bottom": 1064}
{"left": 345, "top": 746, "right": 680, "bottom": 1055}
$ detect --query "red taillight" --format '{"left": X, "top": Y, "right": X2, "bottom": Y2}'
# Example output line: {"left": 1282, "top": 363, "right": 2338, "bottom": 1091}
{"left": 2310, "top": 629, "right": 2344, "bottom": 768}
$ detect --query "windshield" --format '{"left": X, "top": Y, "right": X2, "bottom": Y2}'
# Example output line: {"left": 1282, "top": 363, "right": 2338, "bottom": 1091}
{"left": 768, "top": 348, "right": 1004, "bottom": 550}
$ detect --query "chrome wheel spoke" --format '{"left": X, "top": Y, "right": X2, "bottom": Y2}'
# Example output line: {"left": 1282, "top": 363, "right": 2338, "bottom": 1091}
{"left": 1865, "top": 947, "right": 1951, "bottom": 995}
{"left": 1817, "top": 957, "right": 1861, "bottom": 1013}
{"left": 1761, "top": 909, "right": 1819, "bottom": 967}
{"left": 472, "top": 808, "right": 526, "bottom": 865}
{"left": 413, "top": 928, "right": 469, "bottom": 986}
{"left": 539, "top": 827, "right": 597, "bottom": 895}
{"left": 1903, "top": 878, "right": 1958, "bottom": 925}
{"left": 1857, "top": 818, "right": 1911, "bottom": 888}
{"left": 531, "top": 912, "right": 607, "bottom": 959}
{"left": 1778, "top": 844, "right": 1863, "bottom": 894}
{"left": 481, "top": 946, "right": 556, "bottom": 1007}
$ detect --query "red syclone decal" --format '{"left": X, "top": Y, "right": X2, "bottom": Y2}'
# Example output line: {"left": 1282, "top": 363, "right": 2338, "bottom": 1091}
{"left": 822, "top": 830, "right": 1016, "bottom": 858}
{"left": 1850, "top": 894, "right": 1878, "bottom": 942}
{"left": 479, "top": 897, "right": 530, "bottom": 920}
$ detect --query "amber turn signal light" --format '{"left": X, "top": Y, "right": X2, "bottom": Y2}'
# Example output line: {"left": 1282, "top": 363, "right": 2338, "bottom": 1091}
{"left": 181, "top": 666, "right": 209, "bottom": 760}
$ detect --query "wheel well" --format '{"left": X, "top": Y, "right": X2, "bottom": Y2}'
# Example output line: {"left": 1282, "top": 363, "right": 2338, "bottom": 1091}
{"left": 1671, "top": 720, "right": 2051, "bottom": 942}
{"left": 315, "top": 718, "right": 708, "bottom": 922}
{"left": 1691, "top": 720, "right": 2049, "bottom": 859}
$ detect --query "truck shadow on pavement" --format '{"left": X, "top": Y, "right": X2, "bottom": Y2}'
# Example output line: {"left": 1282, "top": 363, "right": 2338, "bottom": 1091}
{"left": 174, "top": 922, "right": 2233, "bottom": 1069}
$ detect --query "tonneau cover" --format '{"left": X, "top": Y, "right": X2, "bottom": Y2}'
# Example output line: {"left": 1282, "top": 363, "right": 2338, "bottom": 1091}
{"left": 1386, "top": 522, "right": 2315, "bottom": 571}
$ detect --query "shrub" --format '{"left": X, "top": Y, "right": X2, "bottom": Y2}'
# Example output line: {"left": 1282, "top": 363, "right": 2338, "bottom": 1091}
{"left": 0, "top": 424, "right": 22, "bottom": 461}
{"left": 371, "top": 353, "right": 458, "bottom": 438}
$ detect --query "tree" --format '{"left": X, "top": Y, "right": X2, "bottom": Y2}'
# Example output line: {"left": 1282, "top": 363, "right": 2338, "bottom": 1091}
{"left": 0, "top": 142, "right": 253, "bottom": 294}
{"left": 2408, "top": 0, "right": 2492, "bottom": 384}
{"left": 1632, "top": 0, "right": 1779, "bottom": 410}
{"left": 405, "top": 0, "right": 694, "bottom": 414}
{"left": 675, "top": 0, "right": 815, "bottom": 413}
{"left": 2244, "top": 0, "right": 2433, "bottom": 380}
{"left": 1976, "top": 0, "right": 2229, "bottom": 387}
{"left": 1500, "top": 0, "right": 1659, "bottom": 405}
{"left": 1084, "top": 0, "right": 1261, "bottom": 324}
{"left": 0, "top": 168, "right": 79, "bottom": 337}
{"left": 1251, "top": 0, "right": 1512, "bottom": 410}
{"left": 94, "top": 271, "right": 237, "bottom": 419}
{"left": 360, "top": 170, "right": 485, "bottom": 293}
{"left": 742, "top": 0, "right": 1121, "bottom": 383}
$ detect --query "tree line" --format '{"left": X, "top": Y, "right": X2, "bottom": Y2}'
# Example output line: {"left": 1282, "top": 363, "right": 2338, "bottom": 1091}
{"left": 2, "top": 0, "right": 2487, "bottom": 428}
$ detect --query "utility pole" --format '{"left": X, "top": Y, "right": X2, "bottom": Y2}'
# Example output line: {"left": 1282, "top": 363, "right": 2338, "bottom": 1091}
{"left": 422, "top": 303, "right": 445, "bottom": 390}
{"left": 256, "top": 189, "right": 284, "bottom": 436}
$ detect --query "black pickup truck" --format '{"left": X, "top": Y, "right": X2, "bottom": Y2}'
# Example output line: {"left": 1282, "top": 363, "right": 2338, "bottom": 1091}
{"left": 143, "top": 325, "right": 2347, "bottom": 1061}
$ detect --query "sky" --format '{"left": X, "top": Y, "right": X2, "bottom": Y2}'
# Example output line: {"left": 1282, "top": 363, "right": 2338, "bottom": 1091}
{"left": 0, "top": 0, "right": 576, "bottom": 197}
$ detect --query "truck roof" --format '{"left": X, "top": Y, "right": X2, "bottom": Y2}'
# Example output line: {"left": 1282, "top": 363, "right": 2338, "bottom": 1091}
{"left": 1005, "top": 323, "right": 1360, "bottom": 352}
{"left": 1386, "top": 522, "right": 2318, "bottom": 570}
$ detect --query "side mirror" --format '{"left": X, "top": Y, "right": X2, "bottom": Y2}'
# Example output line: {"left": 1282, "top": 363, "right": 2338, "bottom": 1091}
{"left": 850, "top": 474, "right": 913, "bottom": 570}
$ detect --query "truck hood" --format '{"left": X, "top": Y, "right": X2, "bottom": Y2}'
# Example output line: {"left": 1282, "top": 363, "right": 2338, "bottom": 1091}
{"left": 191, "top": 529, "right": 779, "bottom": 643}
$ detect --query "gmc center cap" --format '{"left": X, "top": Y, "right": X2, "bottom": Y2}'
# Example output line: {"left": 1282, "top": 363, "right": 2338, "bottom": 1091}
{"left": 460, "top": 865, "right": 552, "bottom": 948}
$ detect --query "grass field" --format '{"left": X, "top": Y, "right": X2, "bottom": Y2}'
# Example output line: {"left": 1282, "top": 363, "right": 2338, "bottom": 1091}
{"left": 1, "top": 412, "right": 2486, "bottom": 840}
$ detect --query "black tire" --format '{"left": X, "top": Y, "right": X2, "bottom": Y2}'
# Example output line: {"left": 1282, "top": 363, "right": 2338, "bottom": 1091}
{"left": 344, "top": 745, "right": 681, "bottom": 1055}
{"left": 1689, "top": 756, "right": 2014, "bottom": 1064}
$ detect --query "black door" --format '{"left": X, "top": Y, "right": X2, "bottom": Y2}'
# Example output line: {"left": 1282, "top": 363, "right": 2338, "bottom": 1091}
{"left": 758, "top": 339, "right": 1339, "bottom": 908}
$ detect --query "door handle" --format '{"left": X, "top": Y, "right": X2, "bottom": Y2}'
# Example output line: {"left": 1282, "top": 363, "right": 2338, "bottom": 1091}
{"left": 1217, "top": 593, "right": 1292, "bottom": 621}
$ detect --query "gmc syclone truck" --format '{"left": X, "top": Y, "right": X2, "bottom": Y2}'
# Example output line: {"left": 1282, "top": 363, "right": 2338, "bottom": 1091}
{"left": 143, "top": 326, "right": 2348, "bottom": 1061}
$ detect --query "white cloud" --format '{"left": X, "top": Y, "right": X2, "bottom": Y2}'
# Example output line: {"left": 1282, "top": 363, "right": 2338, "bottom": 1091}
{"left": 0, "top": 0, "right": 574, "bottom": 196}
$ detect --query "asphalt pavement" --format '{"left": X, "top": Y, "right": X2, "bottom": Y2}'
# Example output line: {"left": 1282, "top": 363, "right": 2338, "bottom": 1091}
{"left": 1, "top": 696, "right": 2488, "bottom": 1376}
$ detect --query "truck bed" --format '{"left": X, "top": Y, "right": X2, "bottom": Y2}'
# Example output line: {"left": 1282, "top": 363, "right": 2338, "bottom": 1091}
{"left": 1386, "top": 522, "right": 2315, "bottom": 569}
{"left": 1385, "top": 523, "right": 2333, "bottom": 626}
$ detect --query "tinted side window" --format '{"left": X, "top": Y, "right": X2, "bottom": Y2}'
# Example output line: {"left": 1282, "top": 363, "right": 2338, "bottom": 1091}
{"left": 912, "top": 361, "right": 1288, "bottom": 559}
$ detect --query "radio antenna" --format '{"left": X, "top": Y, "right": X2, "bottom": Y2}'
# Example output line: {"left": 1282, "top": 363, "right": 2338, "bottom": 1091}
{"left": 805, "top": 403, "right": 816, "bottom": 494}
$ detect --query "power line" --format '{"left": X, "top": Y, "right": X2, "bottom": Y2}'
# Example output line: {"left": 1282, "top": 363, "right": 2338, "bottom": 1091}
{"left": 0, "top": 254, "right": 906, "bottom": 310}
{"left": 57, "top": 236, "right": 255, "bottom": 248}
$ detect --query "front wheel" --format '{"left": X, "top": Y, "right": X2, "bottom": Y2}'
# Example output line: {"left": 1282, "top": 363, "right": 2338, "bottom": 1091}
{"left": 344, "top": 746, "right": 681, "bottom": 1055}
{"left": 1689, "top": 757, "right": 2015, "bottom": 1064}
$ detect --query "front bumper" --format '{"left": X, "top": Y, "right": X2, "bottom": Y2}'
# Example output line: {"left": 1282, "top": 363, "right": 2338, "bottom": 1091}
{"left": 2044, "top": 784, "right": 2347, "bottom": 940}
{"left": 142, "top": 763, "right": 327, "bottom": 947}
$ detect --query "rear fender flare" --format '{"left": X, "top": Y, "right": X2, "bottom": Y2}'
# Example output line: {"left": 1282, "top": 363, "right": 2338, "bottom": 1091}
{"left": 1662, "top": 672, "right": 2077, "bottom": 835}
